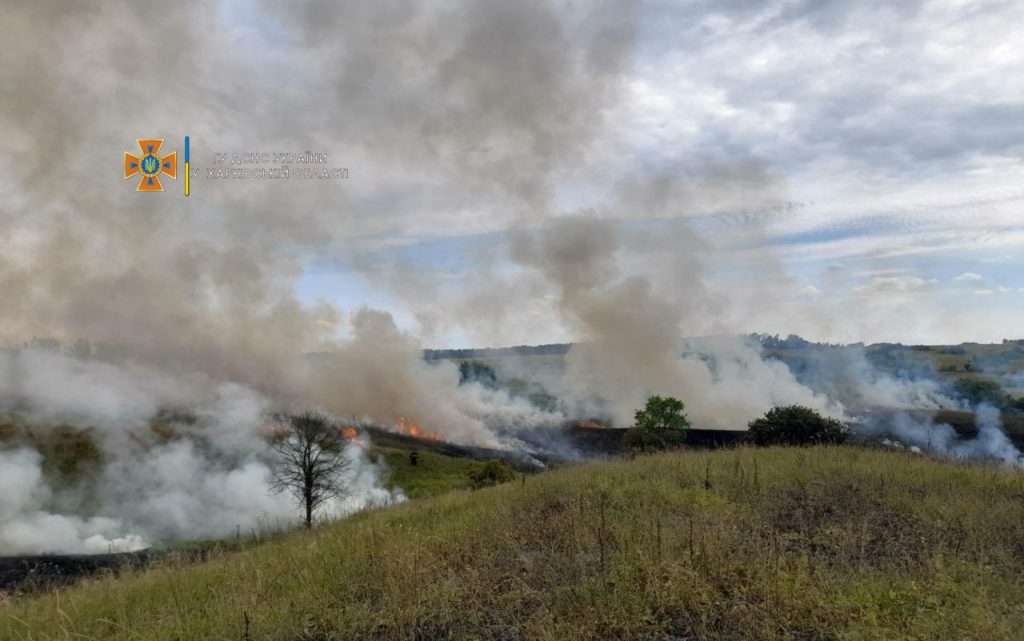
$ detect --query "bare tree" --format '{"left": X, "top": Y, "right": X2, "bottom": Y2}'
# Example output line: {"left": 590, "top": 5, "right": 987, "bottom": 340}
{"left": 269, "top": 411, "right": 352, "bottom": 528}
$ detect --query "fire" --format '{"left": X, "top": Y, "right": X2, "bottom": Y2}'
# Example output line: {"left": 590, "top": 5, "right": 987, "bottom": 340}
{"left": 572, "top": 420, "right": 610, "bottom": 430}
{"left": 396, "top": 416, "right": 442, "bottom": 441}
{"left": 263, "top": 421, "right": 368, "bottom": 447}
{"left": 337, "top": 425, "right": 368, "bottom": 448}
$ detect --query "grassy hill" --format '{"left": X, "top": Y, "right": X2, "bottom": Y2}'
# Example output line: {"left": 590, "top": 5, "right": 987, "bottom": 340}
{"left": 0, "top": 431, "right": 514, "bottom": 595}
{"left": 3, "top": 446, "right": 1023, "bottom": 640}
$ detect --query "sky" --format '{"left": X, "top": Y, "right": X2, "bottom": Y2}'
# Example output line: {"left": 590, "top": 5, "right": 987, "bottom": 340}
{"left": 2, "top": 0, "right": 1023, "bottom": 350}
{"left": 301, "top": 0, "right": 1024, "bottom": 346}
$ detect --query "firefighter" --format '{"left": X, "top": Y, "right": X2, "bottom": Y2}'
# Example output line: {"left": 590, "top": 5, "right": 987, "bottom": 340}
{"left": 409, "top": 450, "right": 420, "bottom": 467}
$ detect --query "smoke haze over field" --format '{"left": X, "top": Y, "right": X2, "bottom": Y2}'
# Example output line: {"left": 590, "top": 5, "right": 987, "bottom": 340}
{"left": 2, "top": 0, "right": 1024, "bottom": 551}
{"left": 0, "top": 348, "right": 406, "bottom": 554}
{"left": 859, "top": 405, "right": 1023, "bottom": 467}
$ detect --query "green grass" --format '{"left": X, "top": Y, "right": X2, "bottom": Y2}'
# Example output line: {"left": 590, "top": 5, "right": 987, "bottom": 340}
{"left": 376, "top": 446, "right": 487, "bottom": 499}
{"left": 4, "top": 447, "right": 1024, "bottom": 640}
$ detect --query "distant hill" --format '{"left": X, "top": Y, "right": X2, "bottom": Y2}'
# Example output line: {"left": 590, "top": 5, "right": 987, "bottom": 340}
{"left": 424, "top": 336, "right": 1024, "bottom": 410}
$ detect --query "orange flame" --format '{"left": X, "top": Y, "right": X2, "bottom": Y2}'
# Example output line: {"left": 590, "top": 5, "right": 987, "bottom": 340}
{"left": 337, "top": 425, "right": 368, "bottom": 448}
{"left": 572, "top": 420, "right": 610, "bottom": 430}
{"left": 396, "top": 417, "right": 442, "bottom": 441}
{"left": 264, "top": 422, "right": 368, "bottom": 446}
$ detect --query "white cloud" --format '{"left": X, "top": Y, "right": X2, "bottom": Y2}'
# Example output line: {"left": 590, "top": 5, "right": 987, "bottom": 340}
{"left": 954, "top": 272, "right": 984, "bottom": 283}
{"left": 854, "top": 276, "right": 936, "bottom": 295}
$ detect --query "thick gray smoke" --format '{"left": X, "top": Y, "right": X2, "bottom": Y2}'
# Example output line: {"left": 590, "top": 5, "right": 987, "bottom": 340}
{"left": 304, "top": 309, "right": 564, "bottom": 449}
{"left": 0, "top": 0, "right": 635, "bottom": 387}
{"left": 508, "top": 217, "right": 840, "bottom": 427}
{"left": 0, "top": 1, "right": 629, "bottom": 552}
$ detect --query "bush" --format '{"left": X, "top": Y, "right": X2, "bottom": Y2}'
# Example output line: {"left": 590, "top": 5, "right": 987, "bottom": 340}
{"left": 468, "top": 459, "right": 516, "bottom": 489}
{"left": 747, "top": 405, "right": 846, "bottom": 446}
{"left": 953, "top": 377, "right": 1011, "bottom": 409}
{"left": 624, "top": 395, "right": 690, "bottom": 451}
{"left": 457, "top": 360, "right": 497, "bottom": 387}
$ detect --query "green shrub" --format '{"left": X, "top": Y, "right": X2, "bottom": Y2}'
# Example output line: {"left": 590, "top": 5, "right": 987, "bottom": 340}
{"left": 747, "top": 405, "right": 846, "bottom": 446}
{"left": 624, "top": 395, "right": 689, "bottom": 451}
{"left": 457, "top": 360, "right": 498, "bottom": 387}
{"left": 468, "top": 459, "right": 516, "bottom": 489}
{"left": 953, "top": 377, "right": 1011, "bottom": 409}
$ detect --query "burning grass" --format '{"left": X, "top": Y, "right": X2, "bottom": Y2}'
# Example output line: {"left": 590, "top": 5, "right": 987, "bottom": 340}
{"left": 3, "top": 447, "right": 1024, "bottom": 640}
{"left": 393, "top": 417, "right": 442, "bottom": 441}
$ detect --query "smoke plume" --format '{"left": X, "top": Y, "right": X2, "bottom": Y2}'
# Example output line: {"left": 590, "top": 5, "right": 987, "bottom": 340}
{"left": 509, "top": 217, "right": 840, "bottom": 427}
{"left": 0, "top": 0, "right": 633, "bottom": 552}
{"left": 859, "top": 405, "right": 1023, "bottom": 467}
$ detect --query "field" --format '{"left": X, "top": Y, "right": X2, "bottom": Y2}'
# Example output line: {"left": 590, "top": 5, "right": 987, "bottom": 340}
{"left": 3, "top": 446, "right": 1023, "bottom": 641}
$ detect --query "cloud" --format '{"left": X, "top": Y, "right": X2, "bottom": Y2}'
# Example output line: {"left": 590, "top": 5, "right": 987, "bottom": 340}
{"left": 954, "top": 272, "right": 984, "bottom": 283}
{"left": 635, "top": 0, "right": 1024, "bottom": 175}
{"left": 854, "top": 275, "right": 936, "bottom": 295}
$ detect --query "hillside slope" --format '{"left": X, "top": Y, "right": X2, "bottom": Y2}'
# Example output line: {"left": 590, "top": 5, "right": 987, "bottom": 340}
{"left": 4, "top": 447, "right": 1023, "bottom": 640}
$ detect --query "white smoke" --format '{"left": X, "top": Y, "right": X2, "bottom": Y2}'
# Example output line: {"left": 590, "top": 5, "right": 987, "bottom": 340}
{"left": 857, "top": 404, "right": 1023, "bottom": 468}
{"left": 0, "top": 348, "right": 190, "bottom": 429}
{"left": 0, "top": 348, "right": 405, "bottom": 555}
{"left": 0, "top": 448, "right": 145, "bottom": 554}
{"left": 1004, "top": 371, "right": 1024, "bottom": 389}
{"left": 768, "top": 344, "right": 959, "bottom": 411}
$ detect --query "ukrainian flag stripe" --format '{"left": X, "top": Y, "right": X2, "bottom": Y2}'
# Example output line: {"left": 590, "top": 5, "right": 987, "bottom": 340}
{"left": 184, "top": 136, "right": 190, "bottom": 196}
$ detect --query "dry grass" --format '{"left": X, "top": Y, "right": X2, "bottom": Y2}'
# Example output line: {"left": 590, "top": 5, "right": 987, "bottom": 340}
{"left": 3, "top": 446, "right": 1023, "bottom": 640}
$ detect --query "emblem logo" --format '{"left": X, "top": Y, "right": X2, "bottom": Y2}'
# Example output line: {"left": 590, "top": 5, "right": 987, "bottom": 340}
{"left": 124, "top": 139, "right": 176, "bottom": 192}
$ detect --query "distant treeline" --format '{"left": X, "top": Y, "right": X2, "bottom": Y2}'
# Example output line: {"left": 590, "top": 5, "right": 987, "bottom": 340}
{"left": 425, "top": 335, "right": 1024, "bottom": 361}
{"left": 423, "top": 343, "right": 571, "bottom": 361}
{"left": 754, "top": 334, "right": 1024, "bottom": 350}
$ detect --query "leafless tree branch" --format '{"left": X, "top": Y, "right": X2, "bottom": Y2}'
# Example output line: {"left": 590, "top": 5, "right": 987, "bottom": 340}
{"left": 269, "top": 411, "right": 353, "bottom": 528}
